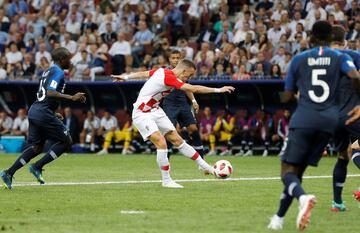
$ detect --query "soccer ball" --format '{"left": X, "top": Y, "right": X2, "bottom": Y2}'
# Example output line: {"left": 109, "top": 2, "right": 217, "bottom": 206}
{"left": 213, "top": 160, "right": 233, "bottom": 179}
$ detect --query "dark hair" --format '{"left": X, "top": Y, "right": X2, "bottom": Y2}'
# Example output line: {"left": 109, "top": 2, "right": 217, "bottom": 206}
{"left": 178, "top": 59, "right": 196, "bottom": 69}
{"left": 170, "top": 49, "right": 181, "bottom": 55}
{"left": 310, "top": 21, "right": 332, "bottom": 46}
{"left": 331, "top": 25, "right": 346, "bottom": 43}
{"left": 51, "top": 47, "right": 71, "bottom": 63}
{"left": 270, "top": 64, "right": 281, "bottom": 77}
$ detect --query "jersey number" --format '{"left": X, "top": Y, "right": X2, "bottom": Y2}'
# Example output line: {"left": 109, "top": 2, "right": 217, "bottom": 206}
{"left": 37, "top": 79, "right": 46, "bottom": 101}
{"left": 308, "top": 69, "right": 329, "bottom": 103}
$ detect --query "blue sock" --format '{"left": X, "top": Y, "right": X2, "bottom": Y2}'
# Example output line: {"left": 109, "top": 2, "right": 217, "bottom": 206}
{"left": 276, "top": 189, "right": 294, "bottom": 217}
{"left": 190, "top": 130, "right": 204, "bottom": 158}
{"left": 7, "top": 145, "right": 40, "bottom": 176}
{"left": 282, "top": 172, "right": 305, "bottom": 200}
{"left": 333, "top": 158, "right": 348, "bottom": 203}
{"left": 352, "top": 149, "right": 360, "bottom": 169}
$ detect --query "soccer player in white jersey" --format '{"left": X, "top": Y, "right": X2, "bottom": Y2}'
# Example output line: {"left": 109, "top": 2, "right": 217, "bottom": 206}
{"left": 112, "top": 59, "right": 234, "bottom": 188}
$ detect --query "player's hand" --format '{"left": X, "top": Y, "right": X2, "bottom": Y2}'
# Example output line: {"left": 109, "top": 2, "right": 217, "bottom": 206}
{"left": 72, "top": 92, "right": 86, "bottom": 103}
{"left": 111, "top": 74, "right": 128, "bottom": 82}
{"left": 346, "top": 105, "right": 360, "bottom": 125}
{"left": 55, "top": 112, "right": 64, "bottom": 121}
{"left": 192, "top": 101, "right": 199, "bottom": 114}
{"left": 219, "top": 86, "right": 235, "bottom": 93}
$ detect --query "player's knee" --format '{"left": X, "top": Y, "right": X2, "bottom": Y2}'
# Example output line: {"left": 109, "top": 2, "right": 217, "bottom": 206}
{"left": 151, "top": 134, "right": 167, "bottom": 149}
{"left": 32, "top": 144, "right": 43, "bottom": 154}
{"left": 187, "top": 124, "right": 198, "bottom": 133}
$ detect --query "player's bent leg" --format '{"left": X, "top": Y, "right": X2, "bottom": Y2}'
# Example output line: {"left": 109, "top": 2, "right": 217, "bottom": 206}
{"left": 207, "top": 134, "right": 216, "bottom": 156}
{"left": 149, "top": 131, "right": 182, "bottom": 188}
{"left": 97, "top": 131, "right": 114, "bottom": 155}
{"left": 122, "top": 131, "right": 132, "bottom": 155}
{"left": 187, "top": 124, "right": 205, "bottom": 158}
{"left": 165, "top": 130, "right": 214, "bottom": 175}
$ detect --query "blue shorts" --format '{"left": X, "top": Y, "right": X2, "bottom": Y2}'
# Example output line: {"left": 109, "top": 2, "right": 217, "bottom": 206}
{"left": 333, "top": 115, "right": 360, "bottom": 152}
{"left": 162, "top": 104, "right": 197, "bottom": 128}
{"left": 281, "top": 128, "right": 331, "bottom": 167}
{"left": 27, "top": 116, "right": 70, "bottom": 145}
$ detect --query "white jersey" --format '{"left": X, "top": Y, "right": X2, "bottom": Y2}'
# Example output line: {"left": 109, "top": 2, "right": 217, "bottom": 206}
{"left": 100, "top": 116, "right": 118, "bottom": 131}
{"left": 133, "top": 68, "right": 185, "bottom": 112}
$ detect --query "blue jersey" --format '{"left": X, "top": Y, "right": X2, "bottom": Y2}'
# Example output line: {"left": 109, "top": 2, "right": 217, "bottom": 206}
{"left": 336, "top": 49, "right": 360, "bottom": 116}
{"left": 285, "top": 47, "right": 357, "bottom": 133}
{"left": 29, "top": 64, "right": 65, "bottom": 119}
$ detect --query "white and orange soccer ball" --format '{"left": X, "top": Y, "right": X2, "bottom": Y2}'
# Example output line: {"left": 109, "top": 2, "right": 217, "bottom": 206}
{"left": 213, "top": 160, "right": 233, "bottom": 179}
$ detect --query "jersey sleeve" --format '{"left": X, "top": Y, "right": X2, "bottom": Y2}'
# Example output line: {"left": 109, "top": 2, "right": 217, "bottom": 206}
{"left": 149, "top": 69, "right": 157, "bottom": 77}
{"left": 163, "top": 70, "right": 185, "bottom": 89}
{"left": 46, "top": 68, "right": 64, "bottom": 91}
{"left": 284, "top": 57, "right": 298, "bottom": 92}
{"left": 340, "top": 54, "right": 357, "bottom": 74}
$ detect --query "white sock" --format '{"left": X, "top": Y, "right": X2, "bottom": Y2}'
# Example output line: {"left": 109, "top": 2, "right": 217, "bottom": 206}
{"left": 80, "top": 143, "right": 85, "bottom": 147}
{"left": 177, "top": 142, "right": 214, "bottom": 174}
{"left": 90, "top": 143, "right": 95, "bottom": 151}
{"left": 157, "top": 149, "right": 171, "bottom": 183}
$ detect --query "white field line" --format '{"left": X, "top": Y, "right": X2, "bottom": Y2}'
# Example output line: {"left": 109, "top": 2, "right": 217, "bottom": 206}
{"left": 12, "top": 174, "right": 360, "bottom": 187}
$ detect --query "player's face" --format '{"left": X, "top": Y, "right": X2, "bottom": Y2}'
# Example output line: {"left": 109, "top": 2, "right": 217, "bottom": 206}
{"left": 179, "top": 68, "right": 196, "bottom": 82}
{"left": 169, "top": 54, "right": 180, "bottom": 68}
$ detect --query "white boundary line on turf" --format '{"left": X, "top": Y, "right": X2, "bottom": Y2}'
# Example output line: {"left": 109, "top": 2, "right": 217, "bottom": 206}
{"left": 12, "top": 174, "right": 360, "bottom": 187}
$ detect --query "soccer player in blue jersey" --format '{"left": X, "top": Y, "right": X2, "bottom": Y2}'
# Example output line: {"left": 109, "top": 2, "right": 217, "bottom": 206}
{"left": 328, "top": 25, "right": 360, "bottom": 212}
{"left": 162, "top": 50, "right": 205, "bottom": 158}
{"left": 267, "top": 21, "right": 360, "bottom": 231}
{"left": 0, "top": 47, "right": 86, "bottom": 189}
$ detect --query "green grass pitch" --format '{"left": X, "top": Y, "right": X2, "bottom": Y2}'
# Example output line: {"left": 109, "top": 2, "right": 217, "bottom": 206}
{"left": 0, "top": 154, "right": 359, "bottom": 233}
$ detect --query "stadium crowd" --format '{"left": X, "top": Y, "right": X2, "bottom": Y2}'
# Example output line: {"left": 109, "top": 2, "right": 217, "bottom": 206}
{"left": 0, "top": 106, "right": 291, "bottom": 156}
{"left": 0, "top": 0, "right": 358, "bottom": 81}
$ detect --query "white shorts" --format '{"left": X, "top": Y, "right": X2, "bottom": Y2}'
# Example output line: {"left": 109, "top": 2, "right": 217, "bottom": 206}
{"left": 132, "top": 108, "right": 176, "bottom": 141}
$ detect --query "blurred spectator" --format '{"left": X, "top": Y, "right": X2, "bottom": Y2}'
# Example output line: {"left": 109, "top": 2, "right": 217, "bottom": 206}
{"left": 347, "top": 20, "right": 360, "bottom": 40}
{"left": 108, "top": 32, "right": 131, "bottom": 75}
{"left": 197, "top": 22, "right": 217, "bottom": 44}
{"left": 100, "top": 22, "right": 117, "bottom": 45}
{"left": 150, "top": 13, "right": 166, "bottom": 43}
{"left": 80, "top": 110, "right": 100, "bottom": 152}
{"left": 233, "top": 64, "right": 251, "bottom": 80}
{"left": 6, "top": 42, "right": 23, "bottom": 65}
{"left": 270, "top": 64, "right": 282, "bottom": 79}
{"left": 0, "top": 111, "right": 13, "bottom": 135}
{"left": 177, "top": 38, "right": 194, "bottom": 60}
{"left": 252, "top": 52, "right": 271, "bottom": 75}
{"left": 247, "top": 109, "right": 272, "bottom": 156}
{"left": 214, "top": 63, "right": 228, "bottom": 79}
{"left": 29, "top": 13, "right": 47, "bottom": 38}
{"left": 214, "top": 12, "right": 233, "bottom": 33}
{"left": 63, "top": 107, "right": 80, "bottom": 143}
{"left": 35, "top": 43, "right": 51, "bottom": 65}
{"left": 197, "top": 64, "right": 210, "bottom": 79}
{"left": 7, "top": 0, "right": 29, "bottom": 17}
{"left": 35, "top": 56, "right": 50, "bottom": 78}
{"left": 306, "top": 0, "right": 327, "bottom": 21}
{"left": 194, "top": 42, "right": 214, "bottom": 65}
{"left": 61, "top": 33, "right": 77, "bottom": 55}
{"left": 346, "top": 0, "right": 359, "bottom": 24}
{"left": 272, "top": 2, "right": 287, "bottom": 21}
{"left": 164, "top": 1, "right": 184, "bottom": 45}
{"left": 267, "top": 20, "right": 286, "bottom": 46}
{"left": 255, "top": 0, "right": 274, "bottom": 13}
{"left": 199, "top": 107, "right": 215, "bottom": 154}
{"left": 187, "top": 0, "right": 207, "bottom": 35}
{"left": 22, "top": 51, "right": 36, "bottom": 76}
{"left": 88, "top": 43, "right": 107, "bottom": 81}
{"left": 81, "top": 12, "right": 98, "bottom": 34}
{"left": 66, "top": 13, "right": 81, "bottom": 40}
{"left": 271, "top": 47, "right": 286, "bottom": 65}
{"left": 0, "top": 57, "right": 6, "bottom": 80}
{"left": 279, "top": 52, "right": 292, "bottom": 76}
{"left": 234, "top": 21, "right": 255, "bottom": 45}
{"left": 71, "top": 50, "right": 89, "bottom": 81}
{"left": 131, "top": 20, "right": 153, "bottom": 67}
{"left": 11, "top": 109, "right": 29, "bottom": 137}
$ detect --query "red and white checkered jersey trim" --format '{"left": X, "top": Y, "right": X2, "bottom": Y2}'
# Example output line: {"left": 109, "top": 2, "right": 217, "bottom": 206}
{"left": 133, "top": 68, "right": 185, "bottom": 112}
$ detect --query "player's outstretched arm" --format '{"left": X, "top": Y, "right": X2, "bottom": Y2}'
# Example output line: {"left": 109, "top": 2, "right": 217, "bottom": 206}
{"left": 180, "top": 84, "right": 235, "bottom": 94}
{"left": 47, "top": 90, "right": 86, "bottom": 103}
{"left": 111, "top": 71, "right": 150, "bottom": 82}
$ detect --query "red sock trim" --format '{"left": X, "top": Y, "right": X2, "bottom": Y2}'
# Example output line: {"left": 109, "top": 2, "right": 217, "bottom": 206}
{"left": 161, "top": 165, "right": 170, "bottom": 171}
{"left": 191, "top": 152, "right": 200, "bottom": 160}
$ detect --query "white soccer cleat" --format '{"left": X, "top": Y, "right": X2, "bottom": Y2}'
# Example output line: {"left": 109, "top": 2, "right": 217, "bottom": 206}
{"left": 162, "top": 180, "right": 184, "bottom": 188}
{"left": 243, "top": 150, "right": 253, "bottom": 156}
{"left": 220, "top": 149, "right": 231, "bottom": 156}
{"left": 235, "top": 150, "right": 244, "bottom": 156}
{"left": 267, "top": 215, "right": 284, "bottom": 230}
{"left": 96, "top": 149, "right": 108, "bottom": 155}
{"left": 296, "top": 195, "right": 317, "bottom": 231}
{"left": 262, "top": 150, "right": 269, "bottom": 157}
{"left": 206, "top": 150, "right": 216, "bottom": 156}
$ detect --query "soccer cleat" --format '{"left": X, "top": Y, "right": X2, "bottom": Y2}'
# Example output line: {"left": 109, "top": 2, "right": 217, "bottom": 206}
{"left": 0, "top": 170, "right": 13, "bottom": 189}
{"left": 330, "top": 201, "right": 347, "bottom": 212}
{"left": 353, "top": 189, "right": 360, "bottom": 202}
{"left": 243, "top": 150, "right": 253, "bottom": 156}
{"left": 235, "top": 150, "right": 244, "bottom": 156}
{"left": 206, "top": 150, "right": 216, "bottom": 156}
{"left": 262, "top": 150, "right": 269, "bottom": 157}
{"left": 267, "top": 215, "right": 284, "bottom": 230}
{"left": 29, "top": 164, "right": 45, "bottom": 184}
{"left": 219, "top": 149, "right": 231, "bottom": 156}
{"left": 296, "top": 195, "right": 317, "bottom": 231}
{"left": 96, "top": 149, "right": 108, "bottom": 155}
{"left": 162, "top": 180, "right": 184, "bottom": 188}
